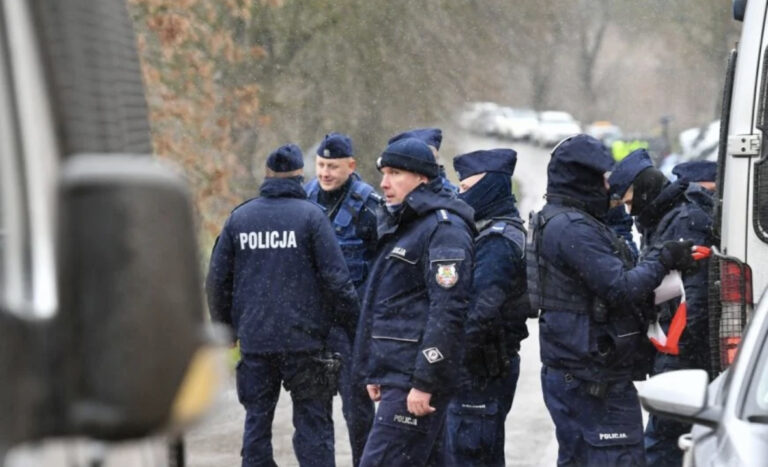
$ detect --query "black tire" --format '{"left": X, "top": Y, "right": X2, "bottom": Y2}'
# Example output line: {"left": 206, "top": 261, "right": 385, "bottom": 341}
{"left": 29, "top": 0, "right": 152, "bottom": 157}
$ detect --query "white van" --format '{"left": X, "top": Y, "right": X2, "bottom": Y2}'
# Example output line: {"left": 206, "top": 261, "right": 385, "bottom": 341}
{"left": 637, "top": 5, "right": 768, "bottom": 465}
{"left": 708, "top": 0, "right": 768, "bottom": 375}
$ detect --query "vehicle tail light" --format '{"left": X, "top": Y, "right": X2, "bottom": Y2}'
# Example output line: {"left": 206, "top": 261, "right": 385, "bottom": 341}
{"left": 709, "top": 250, "right": 753, "bottom": 374}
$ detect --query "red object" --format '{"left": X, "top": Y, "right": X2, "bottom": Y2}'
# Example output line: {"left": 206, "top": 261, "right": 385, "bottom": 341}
{"left": 721, "top": 336, "right": 741, "bottom": 367}
{"left": 691, "top": 245, "right": 712, "bottom": 261}
{"left": 650, "top": 301, "right": 687, "bottom": 355}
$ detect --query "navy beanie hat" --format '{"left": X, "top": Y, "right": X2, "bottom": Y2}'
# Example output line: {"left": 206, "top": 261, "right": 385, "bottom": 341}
{"left": 377, "top": 138, "right": 439, "bottom": 178}
{"left": 317, "top": 132, "right": 354, "bottom": 159}
{"left": 267, "top": 144, "right": 304, "bottom": 172}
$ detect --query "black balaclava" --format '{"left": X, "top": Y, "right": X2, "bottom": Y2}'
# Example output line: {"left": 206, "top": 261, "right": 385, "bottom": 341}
{"left": 458, "top": 172, "right": 511, "bottom": 220}
{"left": 630, "top": 167, "right": 668, "bottom": 216}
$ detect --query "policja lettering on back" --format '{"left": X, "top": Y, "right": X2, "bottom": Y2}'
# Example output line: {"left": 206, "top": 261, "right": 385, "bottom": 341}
{"left": 238, "top": 230, "right": 297, "bottom": 250}
{"left": 206, "top": 143, "right": 360, "bottom": 467}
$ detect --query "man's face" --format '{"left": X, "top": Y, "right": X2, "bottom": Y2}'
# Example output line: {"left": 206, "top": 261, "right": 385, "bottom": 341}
{"left": 698, "top": 181, "right": 716, "bottom": 192}
{"left": 379, "top": 167, "right": 427, "bottom": 205}
{"left": 621, "top": 185, "right": 634, "bottom": 214}
{"left": 315, "top": 157, "right": 356, "bottom": 191}
{"left": 458, "top": 173, "right": 486, "bottom": 193}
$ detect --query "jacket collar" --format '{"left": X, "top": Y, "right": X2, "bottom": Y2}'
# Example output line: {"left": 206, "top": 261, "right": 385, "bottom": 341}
{"left": 259, "top": 177, "right": 308, "bottom": 199}
{"left": 635, "top": 180, "right": 688, "bottom": 231}
{"left": 377, "top": 178, "right": 475, "bottom": 238}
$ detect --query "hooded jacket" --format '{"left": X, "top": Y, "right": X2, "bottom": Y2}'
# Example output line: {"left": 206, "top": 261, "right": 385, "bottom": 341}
{"left": 353, "top": 178, "right": 475, "bottom": 394}
{"left": 534, "top": 137, "right": 669, "bottom": 382}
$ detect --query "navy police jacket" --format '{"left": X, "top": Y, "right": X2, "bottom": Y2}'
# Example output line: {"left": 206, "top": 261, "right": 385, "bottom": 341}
{"left": 466, "top": 199, "right": 529, "bottom": 355}
{"left": 354, "top": 179, "right": 475, "bottom": 394}
{"left": 636, "top": 181, "right": 713, "bottom": 365}
{"left": 206, "top": 177, "right": 360, "bottom": 354}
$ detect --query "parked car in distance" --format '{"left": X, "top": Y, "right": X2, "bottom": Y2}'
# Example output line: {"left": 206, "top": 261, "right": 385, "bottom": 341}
{"left": 639, "top": 283, "right": 767, "bottom": 467}
{"left": 458, "top": 101, "right": 499, "bottom": 132}
{"left": 495, "top": 108, "right": 540, "bottom": 141}
{"left": 532, "top": 111, "right": 582, "bottom": 147}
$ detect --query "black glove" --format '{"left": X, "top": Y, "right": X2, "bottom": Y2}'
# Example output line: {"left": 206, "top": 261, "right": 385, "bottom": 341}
{"left": 659, "top": 240, "right": 694, "bottom": 272}
{"left": 464, "top": 332, "right": 488, "bottom": 377}
{"left": 464, "top": 330, "right": 510, "bottom": 379}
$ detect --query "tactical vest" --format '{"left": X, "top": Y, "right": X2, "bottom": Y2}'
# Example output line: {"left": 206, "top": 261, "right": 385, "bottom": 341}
{"left": 527, "top": 204, "right": 635, "bottom": 315}
{"left": 306, "top": 175, "right": 379, "bottom": 285}
{"left": 477, "top": 216, "right": 535, "bottom": 321}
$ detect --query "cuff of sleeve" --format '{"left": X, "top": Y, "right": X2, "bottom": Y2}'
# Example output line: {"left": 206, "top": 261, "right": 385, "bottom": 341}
{"left": 411, "top": 375, "right": 436, "bottom": 394}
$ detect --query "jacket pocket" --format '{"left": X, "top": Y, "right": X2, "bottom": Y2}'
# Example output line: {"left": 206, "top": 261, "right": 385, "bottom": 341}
{"left": 591, "top": 316, "right": 642, "bottom": 367}
{"left": 372, "top": 289, "right": 428, "bottom": 341}
{"left": 447, "top": 401, "right": 499, "bottom": 456}
{"left": 377, "top": 395, "right": 433, "bottom": 434}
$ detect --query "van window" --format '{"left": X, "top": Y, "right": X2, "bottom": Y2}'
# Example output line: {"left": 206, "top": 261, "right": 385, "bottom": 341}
{"left": 753, "top": 45, "right": 768, "bottom": 244}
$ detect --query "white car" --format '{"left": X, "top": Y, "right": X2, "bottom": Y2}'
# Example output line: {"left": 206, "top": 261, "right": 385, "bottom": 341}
{"left": 458, "top": 101, "right": 499, "bottom": 132}
{"left": 495, "top": 108, "right": 540, "bottom": 141}
{"left": 532, "top": 111, "right": 582, "bottom": 147}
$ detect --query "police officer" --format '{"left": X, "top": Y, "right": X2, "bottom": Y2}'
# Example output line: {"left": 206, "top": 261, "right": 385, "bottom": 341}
{"left": 354, "top": 137, "right": 475, "bottom": 466}
{"left": 444, "top": 149, "right": 531, "bottom": 466}
{"left": 528, "top": 135, "right": 695, "bottom": 466}
{"left": 206, "top": 144, "right": 360, "bottom": 467}
{"left": 609, "top": 149, "right": 713, "bottom": 467}
{"left": 304, "top": 132, "right": 378, "bottom": 466}
{"left": 387, "top": 127, "right": 459, "bottom": 194}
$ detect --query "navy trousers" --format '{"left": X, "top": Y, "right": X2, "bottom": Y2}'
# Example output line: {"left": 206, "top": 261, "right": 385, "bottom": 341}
{"left": 444, "top": 355, "right": 521, "bottom": 466}
{"left": 359, "top": 386, "right": 449, "bottom": 467}
{"left": 541, "top": 366, "right": 646, "bottom": 466}
{"left": 236, "top": 353, "right": 335, "bottom": 467}
{"left": 328, "top": 327, "right": 375, "bottom": 467}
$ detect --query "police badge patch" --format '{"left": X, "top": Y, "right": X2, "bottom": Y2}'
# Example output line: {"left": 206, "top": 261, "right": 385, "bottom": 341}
{"left": 435, "top": 263, "right": 458, "bottom": 288}
{"left": 422, "top": 347, "right": 444, "bottom": 364}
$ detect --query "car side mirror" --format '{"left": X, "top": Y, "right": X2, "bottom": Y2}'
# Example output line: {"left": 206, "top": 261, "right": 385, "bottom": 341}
{"left": 54, "top": 155, "right": 223, "bottom": 440}
{"left": 638, "top": 369, "right": 721, "bottom": 428}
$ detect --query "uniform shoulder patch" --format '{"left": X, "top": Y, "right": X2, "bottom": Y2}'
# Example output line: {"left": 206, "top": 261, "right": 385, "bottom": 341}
{"left": 422, "top": 347, "right": 444, "bottom": 364}
{"left": 435, "top": 263, "right": 458, "bottom": 288}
